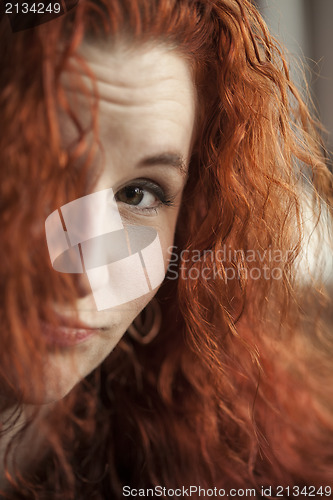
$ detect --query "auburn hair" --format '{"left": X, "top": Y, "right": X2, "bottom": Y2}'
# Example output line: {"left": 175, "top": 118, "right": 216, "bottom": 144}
{"left": 0, "top": 0, "right": 332, "bottom": 498}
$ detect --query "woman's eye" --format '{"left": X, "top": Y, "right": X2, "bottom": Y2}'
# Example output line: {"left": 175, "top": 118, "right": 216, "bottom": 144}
{"left": 116, "top": 186, "right": 156, "bottom": 208}
{"left": 115, "top": 180, "right": 176, "bottom": 214}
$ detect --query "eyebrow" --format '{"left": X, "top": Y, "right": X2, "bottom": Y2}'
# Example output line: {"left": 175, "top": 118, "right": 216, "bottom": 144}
{"left": 138, "top": 152, "right": 188, "bottom": 178}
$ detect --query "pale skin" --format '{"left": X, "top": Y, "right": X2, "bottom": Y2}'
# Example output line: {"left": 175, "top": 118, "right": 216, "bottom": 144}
{"left": 0, "top": 40, "right": 197, "bottom": 491}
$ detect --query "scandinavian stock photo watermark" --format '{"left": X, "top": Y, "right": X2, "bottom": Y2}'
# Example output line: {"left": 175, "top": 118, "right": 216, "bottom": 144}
{"left": 45, "top": 188, "right": 165, "bottom": 311}
{"left": 166, "top": 246, "right": 293, "bottom": 282}
{"left": 122, "top": 484, "right": 332, "bottom": 498}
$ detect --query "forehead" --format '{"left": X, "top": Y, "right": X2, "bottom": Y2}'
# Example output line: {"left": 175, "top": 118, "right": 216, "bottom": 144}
{"left": 72, "top": 39, "right": 197, "bottom": 154}
{"left": 79, "top": 38, "right": 193, "bottom": 91}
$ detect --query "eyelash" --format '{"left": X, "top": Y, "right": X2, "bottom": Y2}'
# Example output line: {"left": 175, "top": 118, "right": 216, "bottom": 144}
{"left": 114, "top": 178, "right": 177, "bottom": 215}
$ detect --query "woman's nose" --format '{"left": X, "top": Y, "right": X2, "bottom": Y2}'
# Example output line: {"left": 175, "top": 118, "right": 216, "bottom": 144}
{"left": 73, "top": 271, "right": 94, "bottom": 299}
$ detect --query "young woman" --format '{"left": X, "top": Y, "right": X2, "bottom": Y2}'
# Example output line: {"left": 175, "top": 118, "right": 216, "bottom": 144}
{"left": 0, "top": 0, "right": 332, "bottom": 498}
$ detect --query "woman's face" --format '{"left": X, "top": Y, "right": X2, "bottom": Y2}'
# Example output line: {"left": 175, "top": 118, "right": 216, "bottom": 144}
{"left": 42, "top": 40, "right": 196, "bottom": 401}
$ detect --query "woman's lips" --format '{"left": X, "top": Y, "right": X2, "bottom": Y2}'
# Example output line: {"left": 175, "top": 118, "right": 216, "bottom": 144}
{"left": 41, "top": 320, "right": 99, "bottom": 348}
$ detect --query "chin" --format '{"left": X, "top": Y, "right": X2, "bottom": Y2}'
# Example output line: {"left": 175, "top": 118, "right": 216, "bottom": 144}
{"left": 38, "top": 346, "right": 109, "bottom": 404}
{"left": 25, "top": 294, "right": 159, "bottom": 405}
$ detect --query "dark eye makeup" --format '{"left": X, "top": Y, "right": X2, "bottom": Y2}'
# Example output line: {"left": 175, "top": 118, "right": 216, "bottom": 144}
{"left": 114, "top": 178, "right": 177, "bottom": 215}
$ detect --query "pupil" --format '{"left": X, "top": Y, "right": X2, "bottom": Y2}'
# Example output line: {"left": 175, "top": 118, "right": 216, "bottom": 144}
{"left": 124, "top": 186, "right": 143, "bottom": 205}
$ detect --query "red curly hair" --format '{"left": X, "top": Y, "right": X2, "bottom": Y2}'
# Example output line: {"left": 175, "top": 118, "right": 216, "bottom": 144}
{"left": 0, "top": 0, "right": 333, "bottom": 498}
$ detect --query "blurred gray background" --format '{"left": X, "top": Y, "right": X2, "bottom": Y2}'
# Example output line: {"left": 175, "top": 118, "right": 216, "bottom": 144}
{"left": 254, "top": 0, "right": 333, "bottom": 167}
